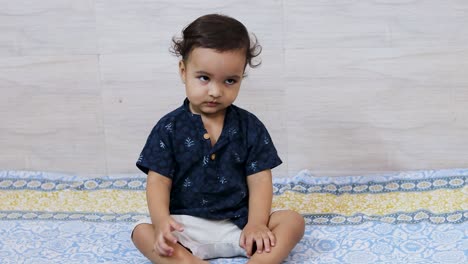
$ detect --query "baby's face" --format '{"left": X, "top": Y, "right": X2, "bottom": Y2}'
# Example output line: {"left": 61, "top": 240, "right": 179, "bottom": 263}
{"left": 179, "top": 47, "right": 246, "bottom": 117}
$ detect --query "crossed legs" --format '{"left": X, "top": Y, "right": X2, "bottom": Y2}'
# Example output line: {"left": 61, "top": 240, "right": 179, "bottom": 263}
{"left": 131, "top": 210, "right": 305, "bottom": 264}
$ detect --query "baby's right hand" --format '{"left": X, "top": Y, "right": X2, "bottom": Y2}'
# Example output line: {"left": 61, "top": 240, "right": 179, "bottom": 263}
{"left": 153, "top": 216, "right": 184, "bottom": 256}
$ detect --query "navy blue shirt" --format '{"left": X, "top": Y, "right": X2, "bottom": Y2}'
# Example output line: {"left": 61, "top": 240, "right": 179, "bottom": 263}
{"left": 137, "top": 99, "right": 282, "bottom": 229}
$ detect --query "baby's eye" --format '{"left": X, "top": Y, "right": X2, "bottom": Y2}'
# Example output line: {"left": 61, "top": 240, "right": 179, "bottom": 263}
{"left": 198, "top": 76, "right": 209, "bottom": 82}
{"left": 225, "top": 79, "right": 237, "bottom": 85}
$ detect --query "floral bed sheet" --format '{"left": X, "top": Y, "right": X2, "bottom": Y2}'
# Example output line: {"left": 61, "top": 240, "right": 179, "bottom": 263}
{"left": 0, "top": 169, "right": 467, "bottom": 263}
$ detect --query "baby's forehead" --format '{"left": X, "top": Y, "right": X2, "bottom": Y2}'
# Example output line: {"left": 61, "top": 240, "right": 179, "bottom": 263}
{"left": 187, "top": 47, "right": 246, "bottom": 74}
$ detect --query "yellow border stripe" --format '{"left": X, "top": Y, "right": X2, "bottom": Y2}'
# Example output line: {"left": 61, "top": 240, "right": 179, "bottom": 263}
{"left": 273, "top": 187, "right": 468, "bottom": 216}
{"left": 1, "top": 186, "right": 466, "bottom": 216}
{"left": 0, "top": 190, "right": 148, "bottom": 214}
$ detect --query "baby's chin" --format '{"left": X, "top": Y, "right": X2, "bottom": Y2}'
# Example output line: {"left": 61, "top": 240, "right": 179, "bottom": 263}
{"left": 200, "top": 106, "right": 227, "bottom": 116}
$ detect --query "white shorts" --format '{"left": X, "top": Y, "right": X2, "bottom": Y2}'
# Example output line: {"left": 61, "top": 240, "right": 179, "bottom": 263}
{"left": 132, "top": 215, "right": 248, "bottom": 259}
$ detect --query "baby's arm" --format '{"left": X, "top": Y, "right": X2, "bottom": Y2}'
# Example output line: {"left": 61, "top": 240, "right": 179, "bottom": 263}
{"left": 240, "top": 169, "right": 276, "bottom": 256}
{"left": 146, "top": 170, "right": 184, "bottom": 256}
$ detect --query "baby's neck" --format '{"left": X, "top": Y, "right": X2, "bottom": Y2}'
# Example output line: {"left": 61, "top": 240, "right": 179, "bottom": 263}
{"left": 202, "top": 112, "right": 225, "bottom": 147}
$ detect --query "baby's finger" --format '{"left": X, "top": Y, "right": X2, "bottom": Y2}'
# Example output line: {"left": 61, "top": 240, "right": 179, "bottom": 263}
{"left": 255, "top": 236, "right": 264, "bottom": 254}
{"left": 163, "top": 231, "right": 178, "bottom": 244}
{"left": 239, "top": 232, "right": 246, "bottom": 249}
{"left": 157, "top": 236, "right": 174, "bottom": 256}
{"left": 169, "top": 217, "right": 184, "bottom": 232}
{"left": 169, "top": 219, "right": 184, "bottom": 232}
{"left": 245, "top": 237, "right": 254, "bottom": 256}
{"left": 267, "top": 230, "right": 276, "bottom": 247}
{"left": 263, "top": 234, "right": 271, "bottom": 253}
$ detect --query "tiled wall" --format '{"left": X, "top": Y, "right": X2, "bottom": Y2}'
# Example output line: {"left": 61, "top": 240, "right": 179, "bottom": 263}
{"left": 1, "top": 0, "right": 467, "bottom": 177}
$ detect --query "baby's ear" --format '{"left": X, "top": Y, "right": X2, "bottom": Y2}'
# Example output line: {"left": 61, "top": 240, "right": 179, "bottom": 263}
{"left": 179, "top": 60, "right": 186, "bottom": 84}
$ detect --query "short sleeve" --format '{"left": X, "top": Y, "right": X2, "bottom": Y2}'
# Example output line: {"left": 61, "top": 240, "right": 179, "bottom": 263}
{"left": 136, "top": 119, "right": 175, "bottom": 178}
{"left": 245, "top": 115, "right": 282, "bottom": 176}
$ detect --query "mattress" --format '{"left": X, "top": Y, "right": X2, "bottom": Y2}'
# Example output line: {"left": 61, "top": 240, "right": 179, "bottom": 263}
{"left": 1, "top": 169, "right": 467, "bottom": 263}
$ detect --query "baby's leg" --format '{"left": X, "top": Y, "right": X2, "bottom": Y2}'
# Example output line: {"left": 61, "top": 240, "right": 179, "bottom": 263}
{"left": 247, "top": 210, "right": 305, "bottom": 264}
{"left": 132, "top": 223, "right": 209, "bottom": 264}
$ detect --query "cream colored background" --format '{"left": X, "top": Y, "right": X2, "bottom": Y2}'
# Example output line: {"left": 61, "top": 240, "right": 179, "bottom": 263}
{"left": 1, "top": 0, "right": 467, "bottom": 177}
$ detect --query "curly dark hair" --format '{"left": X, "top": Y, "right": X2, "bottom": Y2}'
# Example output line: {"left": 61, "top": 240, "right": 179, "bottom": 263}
{"left": 170, "top": 14, "right": 262, "bottom": 68}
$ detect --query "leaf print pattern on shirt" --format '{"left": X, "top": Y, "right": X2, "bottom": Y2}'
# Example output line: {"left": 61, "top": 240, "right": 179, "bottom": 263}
{"left": 165, "top": 123, "right": 173, "bottom": 133}
{"left": 183, "top": 178, "right": 192, "bottom": 188}
{"left": 218, "top": 176, "right": 227, "bottom": 184}
{"left": 185, "top": 137, "right": 195, "bottom": 148}
{"left": 159, "top": 140, "right": 166, "bottom": 149}
{"left": 233, "top": 152, "right": 241, "bottom": 163}
{"left": 229, "top": 127, "right": 238, "bottom": 136}
{"left": 249, "top": 161, "right": 258, "bottom": 172}
{"left": 202, "top": 156, "right": 209, "bottom": 167}
{"left": 264, "top": 136, "right": 270, "bottom": 145}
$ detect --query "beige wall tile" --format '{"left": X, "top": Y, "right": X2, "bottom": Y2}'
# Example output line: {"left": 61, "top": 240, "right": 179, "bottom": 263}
{"left": 285, "top": 47, "right": 468, "bottom": 176}
{"left": 0, "top": 0, "right": 97, "bottom": 56}
{"left": 0, "top": 56, "right": 106, "bottom": 176}
{"left": 284, "top": 0, "right": 468, "bottom": 49}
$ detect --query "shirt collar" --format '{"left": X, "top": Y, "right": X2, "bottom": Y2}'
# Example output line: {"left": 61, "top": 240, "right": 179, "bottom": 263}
{"left": 182, "top": 98, "right": 194, "bottom": 115}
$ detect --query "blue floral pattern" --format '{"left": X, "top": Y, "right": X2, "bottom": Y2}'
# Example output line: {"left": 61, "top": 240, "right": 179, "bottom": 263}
{"left": 0, "top": 220, "right": 466, "bottom": 263}
{"left": 0, "top": 168, "right": 467, "bottom": 263}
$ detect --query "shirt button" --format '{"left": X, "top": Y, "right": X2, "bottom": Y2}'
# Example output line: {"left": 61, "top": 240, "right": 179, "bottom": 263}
{"left": 211, "top": 153, "right": 216, "bottom": 160}
{"left": 203, "top": 133, "right": 210, "bottom": 140}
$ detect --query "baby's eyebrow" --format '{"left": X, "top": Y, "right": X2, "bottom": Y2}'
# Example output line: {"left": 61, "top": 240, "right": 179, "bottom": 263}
{"left": 195, "top": 70, "right": 211, "bottom": 76}
{"left": 226, "top": 74, "right": 242, "bottom": 79}
{"left": 195, "top": 70, "right": 241, "bottom": 79}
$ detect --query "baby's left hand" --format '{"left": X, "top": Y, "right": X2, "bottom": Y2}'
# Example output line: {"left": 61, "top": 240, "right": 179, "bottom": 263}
{"left": 239, "top": 223, "right": 276, "bottom": 257}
